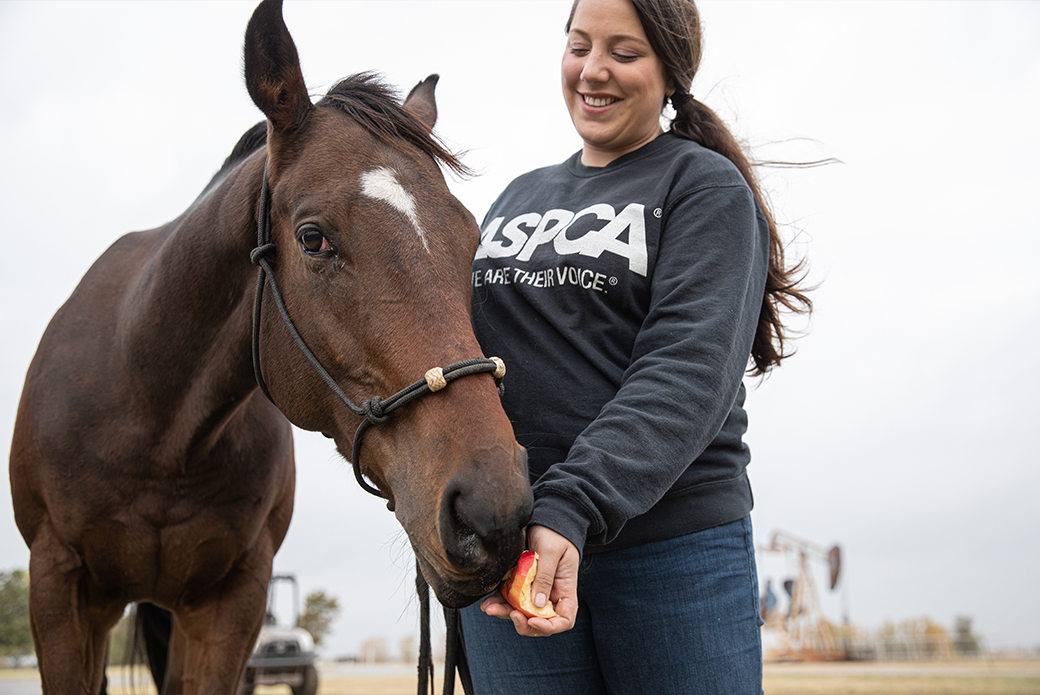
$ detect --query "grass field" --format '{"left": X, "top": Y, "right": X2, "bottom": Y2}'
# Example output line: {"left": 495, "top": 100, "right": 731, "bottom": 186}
{"left": 297, "top": 661, "right": 1040, "bottom": 695}
{"left": 229, "top": 660, "right": 1040, "bottom": 695}
{"left": 0, "top": 660, "right": 1037, "bottom": 695}
{"left": 761, "top": 661, "right": 1040, "bottom": 695}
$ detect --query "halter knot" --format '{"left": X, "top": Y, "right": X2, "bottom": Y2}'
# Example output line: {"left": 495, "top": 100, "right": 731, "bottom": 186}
{"left": 424, "top": 367, "right": 447, "bottom": 392}
{"left": 250, "top": 243, "right": 276, "bottom": 266}
{"left": 490, "top": 356, "right": 506, "bottom": 380}
{"left": 362, "top": 397, "right": 390, "bottom": 425}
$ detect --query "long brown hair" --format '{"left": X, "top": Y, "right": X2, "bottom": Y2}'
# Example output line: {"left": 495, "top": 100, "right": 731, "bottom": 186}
{"left": 567, "top": 0, "right": 813, "bottom": 375}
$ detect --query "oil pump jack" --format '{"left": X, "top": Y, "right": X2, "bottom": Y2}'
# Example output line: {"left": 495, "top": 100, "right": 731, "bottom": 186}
{"left": 759, "top": 529, "right": 847, "bottom": 660}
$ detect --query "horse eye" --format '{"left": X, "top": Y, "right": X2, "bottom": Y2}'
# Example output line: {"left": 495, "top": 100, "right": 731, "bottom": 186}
{"left": 299, "top": 227, "right": 330, "bottom": 254}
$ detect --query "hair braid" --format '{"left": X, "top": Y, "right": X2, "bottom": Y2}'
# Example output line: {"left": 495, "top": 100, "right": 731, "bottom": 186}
{"left": 578, "top": 0, "right": 813, "bottom": 375}
{"left": 671, "top": 94, "right": 812, "bottom": 374}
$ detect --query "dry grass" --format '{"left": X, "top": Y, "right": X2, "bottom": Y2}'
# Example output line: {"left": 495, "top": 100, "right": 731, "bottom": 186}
{"left": 761, "top": 661, "right": 1040, "bottom": 695}
{"left": 297, "top": 661, "right": 1040, "bottom": 695}
{"left": 1, "top": 660, "right": 1037, "bottom": 695}
{"left": 763, "top": 677, "right": 1040, "bottom": 695}
{"left": 286, "top": 661, "right": 1040, "bottom": 695}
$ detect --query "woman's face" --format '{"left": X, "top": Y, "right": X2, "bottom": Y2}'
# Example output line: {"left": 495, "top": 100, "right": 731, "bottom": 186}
{"left": 563, "top": 0, "right": 672, "bottom": 167}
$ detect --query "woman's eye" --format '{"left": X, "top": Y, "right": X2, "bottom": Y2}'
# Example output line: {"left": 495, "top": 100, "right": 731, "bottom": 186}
{"left": 613, "top": 52, "right": 638, "bottom": 63}
{"left": 299, "top": 227, "right": 330, "bottom": 254}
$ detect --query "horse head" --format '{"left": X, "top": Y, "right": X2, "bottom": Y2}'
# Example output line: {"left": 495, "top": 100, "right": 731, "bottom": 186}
{"left": 242, "top": 0, "right": 532, "bottom": 607}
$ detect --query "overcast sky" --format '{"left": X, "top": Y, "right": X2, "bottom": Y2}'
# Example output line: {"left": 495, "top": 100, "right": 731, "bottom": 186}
{"left": 1, "top": 1, "right": 1038, "bottom": 659}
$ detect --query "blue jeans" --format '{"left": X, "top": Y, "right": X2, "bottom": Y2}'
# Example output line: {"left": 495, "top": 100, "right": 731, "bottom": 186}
{"left": 460, "top": 516, "right": 763, "bottom": 695}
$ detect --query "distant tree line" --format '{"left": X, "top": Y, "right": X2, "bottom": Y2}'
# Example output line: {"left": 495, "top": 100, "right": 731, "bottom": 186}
{"left": 829, "top": 615, "right": 985, "bottom": 661}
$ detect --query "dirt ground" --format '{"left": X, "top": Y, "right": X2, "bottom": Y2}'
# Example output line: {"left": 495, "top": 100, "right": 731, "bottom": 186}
{"left": 286, "top": 660, "right": 1040, "bottom": 695}
{"left": 1, "top": 660, "right": 1037, "bottom": 695}
{"left": 192, "top": 660, "right": 1040, "bottom": 695}
{"left": 761, "top": 660, "right": 1040, "bottom": 695}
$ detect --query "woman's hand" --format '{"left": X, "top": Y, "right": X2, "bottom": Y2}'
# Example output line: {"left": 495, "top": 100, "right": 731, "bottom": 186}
{"left": 480, "top": 524, "right": 580, "bottom": 636}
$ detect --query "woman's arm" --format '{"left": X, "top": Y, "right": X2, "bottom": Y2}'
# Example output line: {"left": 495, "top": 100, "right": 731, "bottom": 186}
{"left": 531, "top": 181, "right": 769, "bottom": 553}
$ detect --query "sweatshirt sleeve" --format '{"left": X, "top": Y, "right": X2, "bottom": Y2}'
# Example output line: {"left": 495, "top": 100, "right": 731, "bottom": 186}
{"left": 529, "top": 180, "right": 769, "bottom": 551}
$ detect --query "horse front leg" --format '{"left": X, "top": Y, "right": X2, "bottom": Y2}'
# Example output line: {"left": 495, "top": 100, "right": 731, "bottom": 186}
{"left": 162, "top": 619, "right": 187, "bottom": 694}
{"left": 28, "top": 521, "right": 123, "bottom": 694}
{"left": 167, "top": 543, "right": 274, "bottom": 695}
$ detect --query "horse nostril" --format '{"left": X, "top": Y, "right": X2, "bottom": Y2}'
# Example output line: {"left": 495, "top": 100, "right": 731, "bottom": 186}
{"left": 440, "top": 485, "right": 488, "bottom": 570}
{"left": 439, "top": 476, "right": 529, "bottom": 571}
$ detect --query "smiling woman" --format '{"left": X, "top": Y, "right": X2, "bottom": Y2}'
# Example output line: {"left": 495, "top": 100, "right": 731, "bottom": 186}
{"left": 461, "top": 0, "right": 811, "bottom": 693}
{"left": 561, "top": 0, "right": 672, "bottom": 166}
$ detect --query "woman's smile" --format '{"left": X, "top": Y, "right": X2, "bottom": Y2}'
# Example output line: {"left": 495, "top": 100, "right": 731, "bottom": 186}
{"left": 581, "top": 93, "right": 620, "bottom": 108}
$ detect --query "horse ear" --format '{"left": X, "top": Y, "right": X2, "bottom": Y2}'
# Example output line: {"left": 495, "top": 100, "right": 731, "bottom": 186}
{"left": 403, "top": 74, "right": 439, "bottom": 130}
{"left": 243, "top": 0, "right": 312, "bottom": 133}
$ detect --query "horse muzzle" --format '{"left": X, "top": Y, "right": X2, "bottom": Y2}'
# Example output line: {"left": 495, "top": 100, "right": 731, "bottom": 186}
{"left": 412, "top": 451, "right": 534, "bottom": 608}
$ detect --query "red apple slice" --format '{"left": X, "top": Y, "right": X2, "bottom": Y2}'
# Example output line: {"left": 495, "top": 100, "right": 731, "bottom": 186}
{"left": 501, "top": 551, "right": 557, "bottom": 619}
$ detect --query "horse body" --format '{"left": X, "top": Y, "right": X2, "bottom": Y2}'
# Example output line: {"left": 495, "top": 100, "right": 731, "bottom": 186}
{"left": 12, "top": 129, "right": 293, "bottom": 694}
{"left": 10, "top": 1, "right": 531, "bottom": 692}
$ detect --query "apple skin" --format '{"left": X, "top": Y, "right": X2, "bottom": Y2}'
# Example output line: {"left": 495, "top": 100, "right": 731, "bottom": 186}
{"left": 501, "top": 551, "right": 557, "bottom": 619}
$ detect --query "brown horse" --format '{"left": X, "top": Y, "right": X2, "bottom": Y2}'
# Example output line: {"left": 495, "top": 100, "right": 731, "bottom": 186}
{"left": 8, "top": 0, "right": 532, "bottom": 692}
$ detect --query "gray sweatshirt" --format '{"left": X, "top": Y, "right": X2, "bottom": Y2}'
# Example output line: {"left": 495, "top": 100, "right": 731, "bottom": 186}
{"left": 471, "top": 133, "right": 768, "bottom": 554}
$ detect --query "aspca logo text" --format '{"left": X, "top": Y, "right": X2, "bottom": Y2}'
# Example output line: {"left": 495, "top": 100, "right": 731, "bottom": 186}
{"left": 475, "top": 203, "right": 648, "bottom": 276}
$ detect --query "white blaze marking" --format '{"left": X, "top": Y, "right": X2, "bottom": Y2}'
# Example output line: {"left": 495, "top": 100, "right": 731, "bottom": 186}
{"left": 360, "top": 167, "right": 429, "bottom": 251}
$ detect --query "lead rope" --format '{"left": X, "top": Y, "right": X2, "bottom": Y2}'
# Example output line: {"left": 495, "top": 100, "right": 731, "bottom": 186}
{"left": 443, "top": 602, "right": 473, "bottom": 694}
{"left": 250, "top": 160, "right": 484, "bottom": 695}
{"left": 416, "top": 562, "right": 434, "bottom": 695}
{"left": 415, "top": 563, "right": 472, "bottom": 695}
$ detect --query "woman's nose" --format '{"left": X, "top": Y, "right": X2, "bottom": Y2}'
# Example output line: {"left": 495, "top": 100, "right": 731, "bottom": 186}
{"left": 580, "top": 49, "right": 610, "bottom": 84}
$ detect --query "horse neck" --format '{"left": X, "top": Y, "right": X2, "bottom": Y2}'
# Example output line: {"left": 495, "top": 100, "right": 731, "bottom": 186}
{"left": 121, "top": 153, "right": 266, "bottom": 416}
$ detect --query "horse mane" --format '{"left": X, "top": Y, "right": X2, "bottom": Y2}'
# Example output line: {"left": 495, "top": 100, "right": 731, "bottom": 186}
{"left": 222, "top": 121, "right": 268, "bottom": 172}
{"left": 199, "top": 121, "right": 268, "bottom": 196}
{"left": 199, "top": 72, "right": 467, "bottom": 200}
{"left": 317, "top": 71, "right": 471, "bottom": 177}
